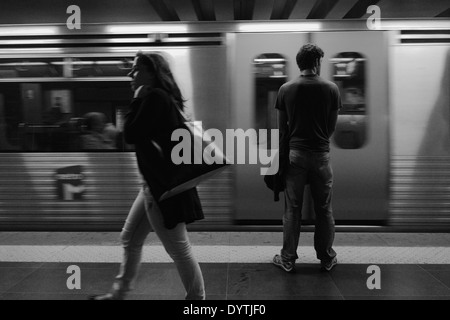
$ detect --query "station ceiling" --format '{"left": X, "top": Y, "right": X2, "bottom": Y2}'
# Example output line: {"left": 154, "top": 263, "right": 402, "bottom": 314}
{"left": 0, "top": 0, "right": 449, "bottom": 25}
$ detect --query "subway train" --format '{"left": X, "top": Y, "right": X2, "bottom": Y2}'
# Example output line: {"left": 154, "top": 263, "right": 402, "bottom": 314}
{"left": 0, "top": 19, "right": 449, "bottom": 231}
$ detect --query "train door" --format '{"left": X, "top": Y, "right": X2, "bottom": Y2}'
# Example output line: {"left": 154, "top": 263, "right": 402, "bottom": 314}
{"left": 230, "top": 33, "right": 311, "bottom": 223}
{"left": 313, "top": 31, "right": 389, "bottom": 222}
{"left": 230, "top": 31, "right": 389, "bottom": 224}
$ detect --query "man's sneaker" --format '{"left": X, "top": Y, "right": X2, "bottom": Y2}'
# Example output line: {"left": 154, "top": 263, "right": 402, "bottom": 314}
{"left": 321, "top": 257, "right": 337, "bottom": 272}
{"left": 272, "top": 254, "right": 295, "bottom": 273}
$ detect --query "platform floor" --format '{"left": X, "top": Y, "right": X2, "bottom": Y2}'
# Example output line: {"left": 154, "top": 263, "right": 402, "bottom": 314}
{"left": 0, "top": 232, "right": 449, "bottom": 300}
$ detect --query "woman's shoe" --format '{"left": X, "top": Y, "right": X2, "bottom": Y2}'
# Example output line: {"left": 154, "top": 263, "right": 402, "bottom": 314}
{"left": 88, "top": 293, "right": 124, "bottom": 300}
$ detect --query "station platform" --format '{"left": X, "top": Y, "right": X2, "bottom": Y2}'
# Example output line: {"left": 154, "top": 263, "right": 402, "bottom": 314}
{"left": 0, "top": 231, "right": 449, "bottom": 301}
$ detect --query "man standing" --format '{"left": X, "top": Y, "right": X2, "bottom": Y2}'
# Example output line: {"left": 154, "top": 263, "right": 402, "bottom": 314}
{"left": 273, "top": 44, "right": 342, "bottom": 273}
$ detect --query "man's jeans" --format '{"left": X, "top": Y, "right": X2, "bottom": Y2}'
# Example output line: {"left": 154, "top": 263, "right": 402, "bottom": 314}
{"left": 281, "top": 149, "right": 337, "bottom": 263}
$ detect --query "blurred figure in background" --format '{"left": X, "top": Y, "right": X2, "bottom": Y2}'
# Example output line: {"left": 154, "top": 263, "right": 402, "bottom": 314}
{"left": 81, "top": 112, "right": 118, "bottom": 150}
{"left": 43, "top": 96, "right": 69, "bottom": 125}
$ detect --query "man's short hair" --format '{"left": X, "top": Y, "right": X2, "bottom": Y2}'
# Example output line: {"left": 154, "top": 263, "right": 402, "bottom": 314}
{"left": 296, "top": 43, "right": 324, "bottom": 71}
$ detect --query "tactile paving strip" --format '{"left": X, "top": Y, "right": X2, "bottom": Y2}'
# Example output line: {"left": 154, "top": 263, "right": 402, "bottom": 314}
{"left": 0, "top": 245, "right": 450, "bottom": 264}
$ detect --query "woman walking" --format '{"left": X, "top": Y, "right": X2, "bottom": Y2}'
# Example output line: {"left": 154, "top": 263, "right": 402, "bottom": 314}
{"left": 90, "top": 52, "right": 205, "bottom": 300}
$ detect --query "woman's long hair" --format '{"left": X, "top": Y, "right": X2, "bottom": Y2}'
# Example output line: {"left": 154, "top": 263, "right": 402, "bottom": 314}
{"left": 136, "top": 52, "right": 187, "bottom": 114}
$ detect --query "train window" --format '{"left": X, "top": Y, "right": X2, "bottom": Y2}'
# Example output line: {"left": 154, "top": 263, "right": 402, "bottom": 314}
{"left": 0, "top": 54, "right": 188, "bottom": 153}
{"left": 253, "top": 53, "right": 287, "bottom": 148}
{"left": 0, "top": 81, "right": 134, "bottom": 153}
{"left": 0, "top": 58, "right": 64, "bottom": 78}
{"left": 330, "top": 52, "right": 367, "bottom": 149}
{"left": 71, "top": 57, "right": 133, "bottom": 78}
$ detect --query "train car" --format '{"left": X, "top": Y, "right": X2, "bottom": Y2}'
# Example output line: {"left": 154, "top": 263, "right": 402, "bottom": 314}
{"left": 0, "top": 20, "right": 449, "bottom": 231}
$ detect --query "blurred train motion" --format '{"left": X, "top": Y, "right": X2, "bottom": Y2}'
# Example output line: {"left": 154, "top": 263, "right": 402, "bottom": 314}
{"left": 0, "top": 20, "right": 449, "bottom": 231}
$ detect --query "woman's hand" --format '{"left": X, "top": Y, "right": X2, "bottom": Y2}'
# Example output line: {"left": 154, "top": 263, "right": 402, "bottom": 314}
{"left": 134, "top": 85, "right": 152, "bottom": 99}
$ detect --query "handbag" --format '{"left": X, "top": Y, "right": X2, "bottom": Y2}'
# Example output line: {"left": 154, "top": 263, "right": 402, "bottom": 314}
{"left": 154, "top": 108, "right": 231, "bottom": 202}
{"left": 263, "top": 147, "right": 287, "bottom": 202}
{"left": 263, "top": 149, "right": 285, "bottom": 202}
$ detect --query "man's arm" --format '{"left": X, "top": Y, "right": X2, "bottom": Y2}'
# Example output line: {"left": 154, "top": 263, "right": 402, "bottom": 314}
{"left": 277, "top": 109, "right": 289, "bottom": 176}
{"left": 328, "top": 85, "right": 342, "bottom": 138}
{"left": 327, "top": 109, "right": 339, "bottom": 138}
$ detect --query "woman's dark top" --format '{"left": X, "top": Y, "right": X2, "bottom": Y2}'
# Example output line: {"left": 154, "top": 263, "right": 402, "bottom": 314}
{"left": 124, "top": 88, "right": 204, "bottom": 229}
